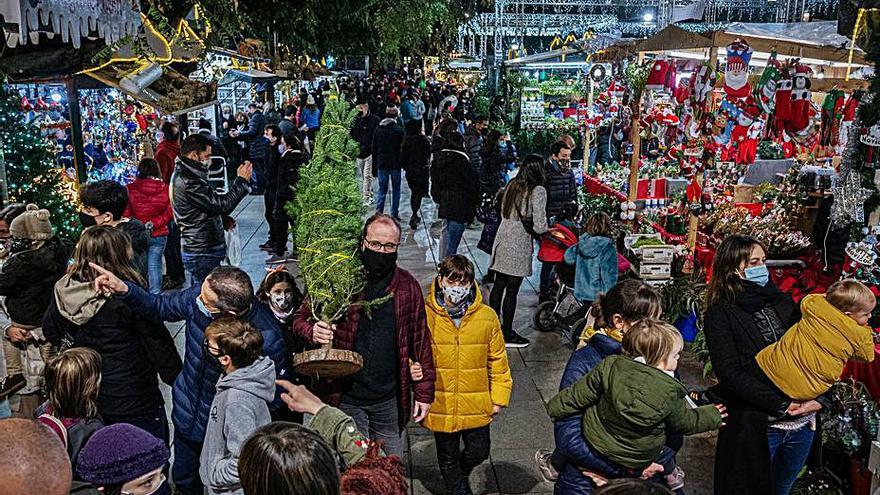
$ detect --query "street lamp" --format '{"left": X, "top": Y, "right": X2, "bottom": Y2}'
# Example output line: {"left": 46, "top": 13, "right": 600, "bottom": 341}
{"left": 643, "top": 12, "right": 654, "bottom": 23}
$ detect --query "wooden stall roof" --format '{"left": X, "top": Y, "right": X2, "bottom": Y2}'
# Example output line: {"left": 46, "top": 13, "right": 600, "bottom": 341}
{"left": 636, "top": 23, "right": 867, "bottom": 67}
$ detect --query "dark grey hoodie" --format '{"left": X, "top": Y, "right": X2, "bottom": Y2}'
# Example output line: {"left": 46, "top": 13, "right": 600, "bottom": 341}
{"left": 199, "top": 356, "right": 276, "bottom": 495}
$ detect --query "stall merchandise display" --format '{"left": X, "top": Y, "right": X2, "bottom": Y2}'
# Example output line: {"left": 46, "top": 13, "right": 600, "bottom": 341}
{"left": 0, "top": 83, "right": 79, "bottom": 242}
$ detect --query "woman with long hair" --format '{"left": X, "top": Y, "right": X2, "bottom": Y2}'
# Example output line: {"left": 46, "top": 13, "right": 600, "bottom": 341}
{"left": 488, "top": 154, "right": 549, "bottom": 348}
{"left": 704, "top": 234, "right": 816, "bottom": 495}
{"left": 401, "top": 119, "right": 431, "bottom": 229}
{"left": 125, "top": 158, "right": 173, "bottom": 294}
{"left": 42, "top": 225, "right": 181, "bottom": 444}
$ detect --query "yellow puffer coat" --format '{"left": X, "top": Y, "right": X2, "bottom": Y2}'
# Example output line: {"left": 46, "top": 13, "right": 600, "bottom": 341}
{"left": 756, "top": 293, "right": 876, "bottom": 401}
{"left": 423, "top": 281, "right": 512, "bottom": 433}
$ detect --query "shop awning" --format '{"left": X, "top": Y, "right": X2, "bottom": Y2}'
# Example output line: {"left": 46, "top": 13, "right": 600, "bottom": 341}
{"left": 218, "top": 68, "right": 281, "bottom": 86}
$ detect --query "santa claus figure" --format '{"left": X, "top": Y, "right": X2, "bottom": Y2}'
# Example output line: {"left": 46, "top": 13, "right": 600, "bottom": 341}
{"left": 787, "top": 64, "right": 813, "bottom": 135}
{"left": 723, "top": 39, "right": 753, "bottom": 99}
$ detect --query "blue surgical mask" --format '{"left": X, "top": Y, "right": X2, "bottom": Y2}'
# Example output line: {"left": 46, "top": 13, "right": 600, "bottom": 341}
{"left": 498, "top": 141, "right": 507, "bottom": 150}
{"left": 743, "top": 265, "right": 769, "bottom": 287}
{"left": 196, "top": 296, "right": 219, "bottom": 318}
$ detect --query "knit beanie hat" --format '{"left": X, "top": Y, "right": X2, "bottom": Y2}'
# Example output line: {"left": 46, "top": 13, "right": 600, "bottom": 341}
{"left": 9, "top": 203, "right": 52, "bottom": 240}
{"left": 76, "top": 424, "right": 170, "bottom": 486}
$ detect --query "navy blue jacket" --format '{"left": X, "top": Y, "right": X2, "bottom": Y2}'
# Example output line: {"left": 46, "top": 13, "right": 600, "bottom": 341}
{"left": 121, "top": 282, "right": 289, "bottom": 442}
{"left": 238, "top": 110, "right": 268, "bottom": 161}
{"left": 554, "top": 333, "right": 622, "bottom": 494}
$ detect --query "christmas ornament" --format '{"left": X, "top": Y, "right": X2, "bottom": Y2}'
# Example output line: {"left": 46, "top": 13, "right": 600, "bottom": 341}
{"left": 820, "top": 89, "right": 845, "bottom": 146}
{"left": 689, "top": 63, "right": 717, "bottom": 111}
{"left": 723, "top": 39, "right": 753, "bottom": 99}
{"left": 731, "top": 100, "right": 761, "bottom": 145}
{"left": 774, "top": 67, "right": 794, "bottom": 134}
{"left": 831, "top": 126, "right": 871, "bottom": 227}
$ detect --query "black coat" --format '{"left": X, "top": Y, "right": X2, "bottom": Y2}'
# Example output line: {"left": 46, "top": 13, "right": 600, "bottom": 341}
{"left": 351, "top": 113, "right": 381, "bottom": 159}
{"left": 0, "top": 236, "right": 70, "bottom": 326}
{"left": 171, "top": 156, "right": 250, "bottom": 253}
{"left": 264, "top": 145, "right": 281, "bottom": 189}
{"left": 483, "top": 144, "right": 516, "bottom": 195}
{"left": 703, "top": 282, "right": 799, "bottom": 495}
{"left": 43, "top": 294, "right": 181, "bottom": 418}
{"left": 371, "top": 118, "right": 404, "bottom": 172}
{"left": 274, "top": 149, "right": 308, "bottom": 218}
{"left": 401, "top": 134, "right": 431, "bottom": 197}
{"left": 544, "top": 159, "right": 577, "bottom": 218}
{"left": 431, "top": 147, "right": 479, "bottom": 223}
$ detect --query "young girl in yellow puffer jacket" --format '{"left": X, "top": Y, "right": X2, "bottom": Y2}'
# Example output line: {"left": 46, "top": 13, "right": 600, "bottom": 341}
{"left": 756, "top": 279, "right": 877, "bottom": 401}
{"left": 421, "top": 255, "right": 512, "bottom": 495}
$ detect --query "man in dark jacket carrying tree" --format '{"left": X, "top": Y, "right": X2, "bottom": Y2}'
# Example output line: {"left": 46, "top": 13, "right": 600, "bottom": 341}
{"left": 172, "top": 134, "right": 251, "bottom": 285}
{"left": 351, "top": 101, "right": 380, "bottom": 206}
{"left": 371, "top": 106, "right": 405, "bottom": 219}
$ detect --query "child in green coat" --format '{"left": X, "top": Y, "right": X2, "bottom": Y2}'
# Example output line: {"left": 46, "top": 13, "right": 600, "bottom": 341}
{"left": 547, "top": 319, "right": 726, "bottom": 482}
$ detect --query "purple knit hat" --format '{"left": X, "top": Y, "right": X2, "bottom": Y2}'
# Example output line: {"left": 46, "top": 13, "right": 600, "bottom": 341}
{"left": 76, "top": 424, "right": 170, "bottom": 486}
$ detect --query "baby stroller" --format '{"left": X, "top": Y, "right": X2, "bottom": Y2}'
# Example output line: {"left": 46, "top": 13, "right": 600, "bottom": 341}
{"left": 533, "top": 221, "right": 589, "bottom": 336}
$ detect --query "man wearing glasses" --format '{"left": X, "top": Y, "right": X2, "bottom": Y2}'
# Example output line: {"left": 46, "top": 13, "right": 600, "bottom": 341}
{"left": 294, "top": 213, "right": 436, "bottom": 457}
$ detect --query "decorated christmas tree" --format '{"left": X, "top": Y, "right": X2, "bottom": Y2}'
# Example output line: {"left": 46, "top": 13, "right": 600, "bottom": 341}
{"left": 0, "top": 83, "right": 80, "bottom": 242}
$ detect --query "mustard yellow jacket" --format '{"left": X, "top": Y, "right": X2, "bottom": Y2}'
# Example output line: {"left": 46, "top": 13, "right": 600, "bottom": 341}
{"left": 423, "top": 281, "right": 512, "bottom": 433}
{"left": 756, "top": 294, "right": 875, "bottom": 401}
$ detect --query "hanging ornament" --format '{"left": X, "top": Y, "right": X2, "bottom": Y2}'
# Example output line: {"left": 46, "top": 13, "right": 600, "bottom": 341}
{"left": 723, "top": 39, "right": 753, "bottom": 99}
{"left": 831, "top": 124, "right": 871, "bottom": 227}
{"left": 754, "top": 52, "right": 782, "bottom": 114}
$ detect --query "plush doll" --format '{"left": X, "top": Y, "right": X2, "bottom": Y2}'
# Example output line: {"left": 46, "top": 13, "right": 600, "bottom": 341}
{"left": 754, "top": 53, "right": 783, "bottom": 114}
{"left": 731, "top": 100, "right": 762, "bottom": 146}
{"left": 723, "top": 39, "right": 753, "bottom": 99}
{"left": 787, "top": 63, "right": 813, "bottom": 135}
{"left": 646, "top": 54, "right": 671, "bottom": 92}
{"left": 714, "top": 99, "right": 740, "bottom": 146}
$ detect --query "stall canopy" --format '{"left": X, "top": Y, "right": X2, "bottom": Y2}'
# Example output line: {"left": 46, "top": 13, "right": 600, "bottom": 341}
{"left": 505, "top": 34, "right": 634, "bottom": 69}
{"left": 217, "top": 68, "right": 281, "bottom": 86}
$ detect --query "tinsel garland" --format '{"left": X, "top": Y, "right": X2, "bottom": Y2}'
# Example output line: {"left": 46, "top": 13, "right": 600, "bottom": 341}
{"left": 830, "top": 110, "right": 871, "bottom": 227}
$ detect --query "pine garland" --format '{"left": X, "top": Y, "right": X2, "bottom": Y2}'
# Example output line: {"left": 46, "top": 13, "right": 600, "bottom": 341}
{"left": 0, "top": 83, "right": 79, "bottom": 242}
{"left": 288, "top": 95, "right": 365, "bottom": 323}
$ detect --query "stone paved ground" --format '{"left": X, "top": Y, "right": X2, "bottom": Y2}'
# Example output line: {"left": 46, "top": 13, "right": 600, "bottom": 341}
{"left": 163, "top": 182, "right": 718, "bottom": 494}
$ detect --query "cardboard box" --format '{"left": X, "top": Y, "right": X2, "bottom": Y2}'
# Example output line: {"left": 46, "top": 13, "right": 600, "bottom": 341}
{"left": 639, "top": 263, "right": 672, "bottom": 280}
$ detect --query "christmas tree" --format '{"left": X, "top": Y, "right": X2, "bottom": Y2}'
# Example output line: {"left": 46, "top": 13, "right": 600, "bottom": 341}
{"left": 0, "top": 83, "right": 80, "bottom": 242}
{"left": 289, "top": 95, "right": 365, "bottom": 323}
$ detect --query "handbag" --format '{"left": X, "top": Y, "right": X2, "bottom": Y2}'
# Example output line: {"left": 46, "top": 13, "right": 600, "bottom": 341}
{"left": 519, "top": 194, "right": 541, "bottom": 240}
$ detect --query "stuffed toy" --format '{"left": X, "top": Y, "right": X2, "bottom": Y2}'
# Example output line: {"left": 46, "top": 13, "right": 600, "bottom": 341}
{"left": 723, "top": 39, "right": 753, "bottom": 99}
{"left": 787, "top": 63, "right": 813, "bottom": 135}
{"left": 689, "top": 63, "right": 717, "bottom": 111}
{"left": 731, "top": 99, "right": 762, "bottom": 145}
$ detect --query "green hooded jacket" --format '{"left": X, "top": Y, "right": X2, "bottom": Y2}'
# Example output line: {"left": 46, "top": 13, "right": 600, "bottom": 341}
{"left": 547, "top": 354, "right": 722, "bottom": 469}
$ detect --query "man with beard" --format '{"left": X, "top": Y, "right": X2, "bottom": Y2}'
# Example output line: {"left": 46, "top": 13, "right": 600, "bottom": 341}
{"left": 293, "top": 213, "right": 436, "bottom": 457}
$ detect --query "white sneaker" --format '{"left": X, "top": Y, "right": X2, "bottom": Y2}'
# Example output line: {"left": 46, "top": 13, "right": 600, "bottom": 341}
{"left": 535, "top": 449, "right": 559, "bottom": 482}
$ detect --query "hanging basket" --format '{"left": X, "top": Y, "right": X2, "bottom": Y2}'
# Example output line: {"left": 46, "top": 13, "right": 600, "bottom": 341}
{"left": 293, "top": 341, "right": 363, "bottom": 379}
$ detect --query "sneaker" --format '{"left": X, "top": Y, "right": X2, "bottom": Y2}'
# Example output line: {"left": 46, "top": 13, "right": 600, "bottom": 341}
{"left": 504, "top": 331, "right": 530, "bottom": 348}
{"left": 665, "top": 466, "right": 685, "bottom": 491}
{"left": 535, "top": 448, "right": 559, "bottom": 482}
{"left": 266, "top": 253, "right": 296, "bottom": 264}
{"left": 0, "top": 373, "right": 25, "bottom": 399}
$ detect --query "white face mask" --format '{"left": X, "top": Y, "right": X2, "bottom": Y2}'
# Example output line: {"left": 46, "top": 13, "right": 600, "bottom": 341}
{"left": 441, "top": 284, "right": 470, "bottom": 305}
{"left": 278, "top": 144, "right": 285, "bottom": 154}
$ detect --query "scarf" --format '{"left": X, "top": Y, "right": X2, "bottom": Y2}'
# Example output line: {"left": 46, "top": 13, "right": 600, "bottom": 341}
{"left": 734, "top": 279, "right": 783, "bottom": 314}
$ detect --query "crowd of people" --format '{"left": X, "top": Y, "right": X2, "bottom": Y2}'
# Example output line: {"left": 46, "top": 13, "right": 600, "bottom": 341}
{"left": 0, "top": 72, "right": 873, "bottom": 495}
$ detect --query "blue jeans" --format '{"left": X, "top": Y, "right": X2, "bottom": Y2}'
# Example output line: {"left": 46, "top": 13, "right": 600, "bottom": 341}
{"left": 148, "top": 235, "right": 168, "bottom": 294}
{"left": 768, "top": 424, "right": 815, "bottom": 495}
{"left": 0, "top": 399, "right": 10, "bottom": 419}
{"left": 181, "top": 248, "right": 225, "bottom": 287}
{"left": 440, "top": 219, "right": 467, "bottom": 258}
{"left": 376, "top": 169, "right": 401, "bottom": 218}
{"left": 340, "top": 396, "right": 403, "bottom": 458}
{"left": 172, "top": 431, "right": 204, "bottom": 495}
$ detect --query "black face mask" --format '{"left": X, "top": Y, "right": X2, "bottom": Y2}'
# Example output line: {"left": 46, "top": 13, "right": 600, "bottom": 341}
{"left": 9, "top": 238, "right": 31, "bottom": 254}
{"left": 203, "top": 343, "right": 223, "bottom": 370}
{"left": 359, "top": 247, "right": 397, "bottom": 281}
{"left": 79, "top": 211, "right": 98, "bottom": 228}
